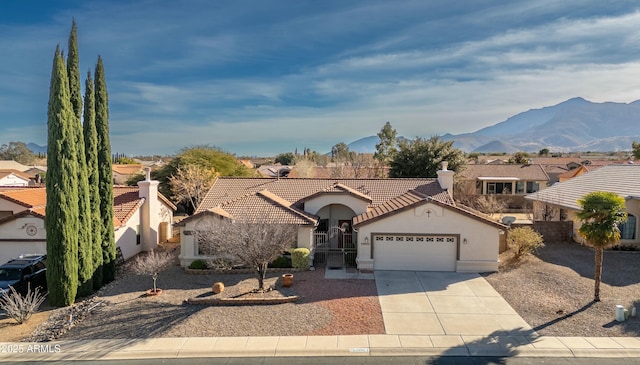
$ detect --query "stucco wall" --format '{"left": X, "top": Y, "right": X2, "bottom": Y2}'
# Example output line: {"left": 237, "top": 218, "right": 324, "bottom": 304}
{"left": 355, "top": 202, "right": 501, "bottom": 272}
{"left": 304, "top": 195, "right": 369, "bottom": 216}
{"left": 178, "top": 215, "right": 312, "bottom": 267}
{"left": 0, "top": 216, "right": 46, "bottom": 264}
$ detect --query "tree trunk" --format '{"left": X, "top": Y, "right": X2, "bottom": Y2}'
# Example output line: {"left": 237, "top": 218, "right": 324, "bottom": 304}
{"left": 594, "top": 247, "right": 603, "bottom": 302}
{"left": 256, "top": 262, "right": 268, "bottom": 291}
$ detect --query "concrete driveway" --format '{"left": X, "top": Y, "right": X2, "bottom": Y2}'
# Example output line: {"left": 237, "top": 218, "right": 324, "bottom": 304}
{"left": 375, "top": 271, "right": 533, "bottom": 336}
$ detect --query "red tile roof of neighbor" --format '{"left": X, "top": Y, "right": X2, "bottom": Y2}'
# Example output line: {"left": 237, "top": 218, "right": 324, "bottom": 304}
{"left": 0, "top": 169, "right": 32, "bottom": 181}
{"left": 0, "top": 186, "right": 175, "bottom": 228}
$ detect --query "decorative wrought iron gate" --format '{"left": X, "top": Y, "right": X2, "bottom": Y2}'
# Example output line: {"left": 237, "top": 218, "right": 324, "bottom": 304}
{"left": 313, "top": 225, "right": 356, "bottom": 268}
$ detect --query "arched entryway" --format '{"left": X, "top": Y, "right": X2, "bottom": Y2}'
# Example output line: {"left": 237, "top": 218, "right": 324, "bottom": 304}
{"left": 312, "top": 204, "right": 357, "bottom": 268}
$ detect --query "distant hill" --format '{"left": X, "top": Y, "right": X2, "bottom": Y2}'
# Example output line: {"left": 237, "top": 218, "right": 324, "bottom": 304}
{"left": 27, "top": 143, "right": 47, "bottom": 154}
{"left": 348, "top": 97, "right": 640, "bottom": 153}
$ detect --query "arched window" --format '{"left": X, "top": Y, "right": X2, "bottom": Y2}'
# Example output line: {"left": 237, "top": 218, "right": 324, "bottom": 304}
{"left": 620, "top": 214, "right": 636, "bottom": 240}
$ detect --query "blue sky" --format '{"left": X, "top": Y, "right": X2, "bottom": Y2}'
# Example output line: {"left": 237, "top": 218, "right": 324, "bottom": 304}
{"left": 2, "top": 1, "right": 640, "bottom": 157}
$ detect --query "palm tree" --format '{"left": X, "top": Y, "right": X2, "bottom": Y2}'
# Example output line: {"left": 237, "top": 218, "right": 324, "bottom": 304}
{"left": 576, "top": 191, "right": 628, "bottom": 302}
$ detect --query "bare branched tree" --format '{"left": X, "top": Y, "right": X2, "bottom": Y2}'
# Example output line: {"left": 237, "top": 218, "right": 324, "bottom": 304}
{"left": 169, "top": 164, "right": 217, "bottom": 213}
{"left": 131, "top": 250, "right": 174, "bottom": 294}
{"left": 195, "top": 218, "right": 298, "bottom": 291}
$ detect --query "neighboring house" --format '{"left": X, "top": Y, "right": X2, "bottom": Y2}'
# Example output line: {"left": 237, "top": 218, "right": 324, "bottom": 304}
{"left": 525, "top": 165, "right": 640, "bottom": 247}
{"left": 456, "top": 164, "right": 550, "bottom": 210}
{"left": 112, "top": 164, "right": 146, "bottom": 185}
{"left": 0, "top": 170, "right": 32, "bottom": 187}
{"left": 257, "top": 164, "right": 291, "bottom": 178}
{"left": 179, "top": 163, "right": 506, "bottom": 273}
{"left": 0, "top": 173, "right": 176, "bottom": 264}
{"left": 557, "top": 165, "right": 600, "bottom": 183}
{"left": 0, "top": 160, "right": 29, "bottom": 172}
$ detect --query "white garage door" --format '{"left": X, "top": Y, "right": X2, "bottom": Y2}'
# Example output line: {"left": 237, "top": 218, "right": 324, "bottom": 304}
{"left": 373, "top": 234, "right": 457, "bottom": 271}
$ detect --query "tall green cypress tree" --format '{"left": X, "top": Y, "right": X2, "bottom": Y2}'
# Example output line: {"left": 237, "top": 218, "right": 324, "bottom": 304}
{"left": 95, "top": 56, "right": 116, "bottom": 284}
{"left": 45, "top": 47, "right": 80, "bottom": 307}
{"left": 83, "top": 70, "right": 103, "bottom": 289}
{"left": 67, "top": 20, "right": 93, "bottom": 297}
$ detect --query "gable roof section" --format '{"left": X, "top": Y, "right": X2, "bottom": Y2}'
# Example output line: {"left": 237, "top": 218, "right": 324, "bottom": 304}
{"left": 526, "top": 165, "right": 640, "bottom": 210}
{"left": 300, "top": 182, "right": 373, "bottom": 204}
{"left": 353, "top": 190, "right": 506, "bottom": 229}
{"left": 0, "top": 186, "right": 175, "bottom": 228}
{"left": 459, "top": 164, "right": 550, "bottom": 181}
{"left": 0, "top": 169, "right": 32, "bottom": 182}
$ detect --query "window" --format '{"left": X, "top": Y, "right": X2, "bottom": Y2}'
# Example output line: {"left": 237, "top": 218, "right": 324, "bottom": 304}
{"left": 621, "top": 214, "right": 636, "bottom": 240}
{"left": 318, "top": 219, "right": 329, "bottom": 232}
{"left": 516, "top": 181, "right": 525, "bottom": 194}
{"left": 487, "top": 182, "right": 511, "bottom": 194}
{"left": 136, "top": 225, "right": 141, "bottom": 245}
{"left": 526, "top": 181, "right": 540, "bottom": 193}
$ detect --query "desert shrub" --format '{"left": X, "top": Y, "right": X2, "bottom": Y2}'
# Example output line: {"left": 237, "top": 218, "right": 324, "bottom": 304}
{"left": 0, "top": 285, "right": 47, "bottom": 324}
{"left": 268, "top": 255, "right": 292, "bottom": 268}
{"left": 292, "top": 248, "right": 310, "bottom": 269}
{"left": 507, "top": 227, "right": 544, "bottom": 258}
{"left": 188, "top": 259, "right": 208, "bottom": 270}
{"left": 206, "top": 257, "right": 234, "bottom": 270}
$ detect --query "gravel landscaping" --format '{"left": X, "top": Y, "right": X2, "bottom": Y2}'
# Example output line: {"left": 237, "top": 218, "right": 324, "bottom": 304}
{"left": 37, "top": 262, "right": 384, "bottom": 340}
{"left": 484, "top": 241, "right": 640, "bottom": 337}
{"left": 6, "top": 240, "right": 640, "bottom": 341}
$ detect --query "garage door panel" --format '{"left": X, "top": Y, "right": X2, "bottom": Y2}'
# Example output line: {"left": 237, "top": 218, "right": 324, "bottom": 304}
{"left": 373, "top": 235, "right": 457, "bottom": 271}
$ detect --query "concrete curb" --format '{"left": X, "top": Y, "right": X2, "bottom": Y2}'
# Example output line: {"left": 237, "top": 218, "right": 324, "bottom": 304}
{"left": 2, "top": 335, "right": 640, "bottom": 362}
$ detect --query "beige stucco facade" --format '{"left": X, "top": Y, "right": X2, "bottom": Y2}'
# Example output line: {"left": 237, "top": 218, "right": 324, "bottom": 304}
{"left": 354, "top": 201, "right": 502, "bottom": 272}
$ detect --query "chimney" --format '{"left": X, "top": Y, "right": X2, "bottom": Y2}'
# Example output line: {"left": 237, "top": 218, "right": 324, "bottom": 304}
{"left": 437, "top": 161, "right": 454, "bottom": 199}
{"left": 137, "top": 167, "right": 160, "bottom": 251}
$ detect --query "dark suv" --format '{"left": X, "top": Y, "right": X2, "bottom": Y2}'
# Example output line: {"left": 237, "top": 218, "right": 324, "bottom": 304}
{"left": 0, "top": 254, "right": 47, "bottom": 296}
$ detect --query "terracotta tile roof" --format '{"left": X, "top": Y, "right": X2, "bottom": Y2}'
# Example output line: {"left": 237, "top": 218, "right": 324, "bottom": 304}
{"left": 300, "top": 182, "right": 373, "bottom": 204}
{"left": 113, "top": 187, "right": 145, "bottom": 227}
{"left": 0, "top": 186, "right": 175, "bottom": 228}
{"left": 218, "top": 191, "right": 318, "bottom": 225}
{"left": 458, "top": 164, "right": 549, "bottom": 181}
{"left": 0, "top": 169, "right": 32, "bottom": 181}
{"left": 0, "top": 188, "right": 47, "bottom": 209}
{"left": 197, "top": 177, "right": 452, "bottom": 215}
{"left": 526, "top": 164, "right": 640, "bottom": 210}
{"left": 353, "top": 190, "right": 506, "bottom": 229}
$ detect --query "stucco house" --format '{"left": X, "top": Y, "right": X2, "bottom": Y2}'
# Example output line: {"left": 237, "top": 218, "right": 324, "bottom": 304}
{"left": 179, "top": 163, "right": 506, "bottom": 272}
{"left": 0, "top": 173, "right": 176, "bottom": 264}
{"left": 455, "top": 164, "right": 550, "bottom": 210}
{"left": 0, "top": 169, "right": 32, "bottom": 187}
{"left": 525, "top": 164, "right": 640, "bottom": 247}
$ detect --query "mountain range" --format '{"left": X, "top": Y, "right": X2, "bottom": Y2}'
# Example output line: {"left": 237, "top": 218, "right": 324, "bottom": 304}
{"left": 348, "top": 97, "right": 640, "bottom": 153}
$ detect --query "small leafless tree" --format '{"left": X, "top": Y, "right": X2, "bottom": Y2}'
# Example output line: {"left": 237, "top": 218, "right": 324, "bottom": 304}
{"left": 131, "top": 250, "right": 174, "bottom": 294}
{"left": 475, "top": 195, "right": 508, "bottom": 217}
{"left": 195, "top": 218, "right": 298, "bottom": 291}
{"left": 0, "top": 285, "right": 47, "bottom": 324}
{"left": 169, "top": 164, "right": 217, "bottom": 213}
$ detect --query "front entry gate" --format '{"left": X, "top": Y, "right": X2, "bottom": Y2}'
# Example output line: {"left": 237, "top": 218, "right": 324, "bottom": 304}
{"left": 313, "top": 224, "right": 356, "bottom": 268}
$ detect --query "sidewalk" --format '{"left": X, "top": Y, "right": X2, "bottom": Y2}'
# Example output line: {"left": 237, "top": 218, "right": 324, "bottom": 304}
{"left": 2, "top": 334, "right": 640, "bottom": 362}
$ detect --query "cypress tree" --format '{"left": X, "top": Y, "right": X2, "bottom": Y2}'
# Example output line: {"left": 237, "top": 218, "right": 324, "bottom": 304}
{"left": 84, "top": 70, "right": 103, "bottom": 289}
{"left": 45, "top": 47, "right": 79, "bottom": 307}
{"left": 95, "top": 56, "right": 116, "bottom": 284}
{"left": 67, "top": 20, "right": 93, "bottom": 297}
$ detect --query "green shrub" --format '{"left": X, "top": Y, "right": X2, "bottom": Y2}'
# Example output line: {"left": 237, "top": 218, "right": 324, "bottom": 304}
{"left": 507, "top": 227, "right": 544, "bottom": 258}
{"left": 188, "top": 259, "right": 208, "bottom": 270}
{"left": 291, "top": 248, "right": 310, "bottom": 269}
{"left": 268, "top": 255, "right": 292, "bottom": 268}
